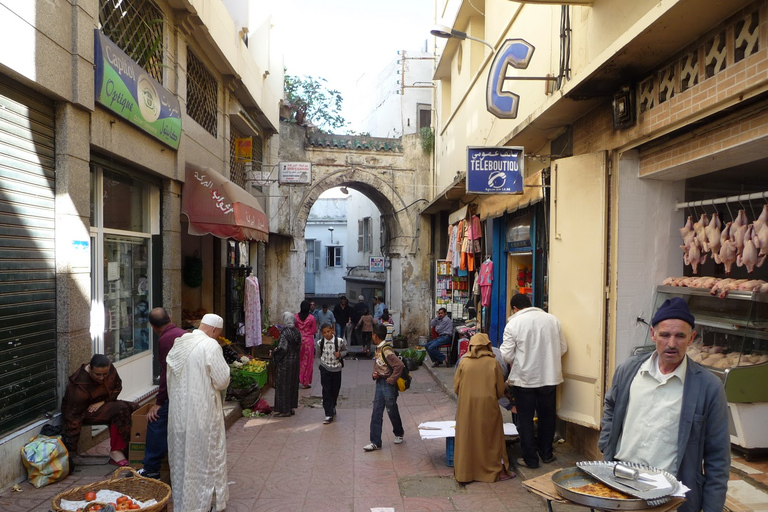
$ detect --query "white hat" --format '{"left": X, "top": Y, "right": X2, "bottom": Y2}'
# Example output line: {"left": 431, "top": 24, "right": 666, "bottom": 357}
{"left": 358, "top": 295, "right": 365, "bottom": 301}
{"left": 200, "top": 314, "right": 224, "bottom": 328}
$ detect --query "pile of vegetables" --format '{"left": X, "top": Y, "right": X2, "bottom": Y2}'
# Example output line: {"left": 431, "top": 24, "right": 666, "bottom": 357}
{"left": 399, "top": 348, "right": 426, "bottom": 364}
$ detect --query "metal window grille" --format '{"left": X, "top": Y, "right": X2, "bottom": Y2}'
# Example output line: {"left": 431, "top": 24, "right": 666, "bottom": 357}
{"left": 187, "top": 49, "right": 218, "bottom": 137}
{"left": 99, "top": 0, "right": 164, "bottom": 83}
{"left": 229, "top": 125, "right": 247, "bottom": 187}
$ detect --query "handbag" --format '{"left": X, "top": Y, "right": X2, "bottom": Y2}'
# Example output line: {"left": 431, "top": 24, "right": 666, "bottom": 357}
{"left": 21, "top": 434, "right": 70, "bottom": 488}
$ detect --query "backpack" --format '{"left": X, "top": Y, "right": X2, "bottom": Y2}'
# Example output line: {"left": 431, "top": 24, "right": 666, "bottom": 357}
{"left": 382, "top": 345, "right": 411, "bottom": 391}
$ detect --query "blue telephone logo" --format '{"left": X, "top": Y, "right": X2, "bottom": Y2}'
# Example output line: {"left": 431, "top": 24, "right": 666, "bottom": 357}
{"left": 486, "top": 39, "right": 535, "bottom": 119}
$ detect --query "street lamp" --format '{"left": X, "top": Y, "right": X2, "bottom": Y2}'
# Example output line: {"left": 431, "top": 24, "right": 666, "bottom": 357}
{"left": 328, "top": 227, "right": 334, "bottom": 244}
{"left": 430, "top": 24, "right": 494, "bottom": 51}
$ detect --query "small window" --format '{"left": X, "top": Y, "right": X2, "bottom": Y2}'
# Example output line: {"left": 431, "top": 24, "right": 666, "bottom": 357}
{"left": 417, "top": 103, "right": 431, "bottom": 130}
{"left": 363, "top": 217, "right": 373, "bottom": 253}
{"left": 326, "top": 246, "right": 343, "bottom": 267}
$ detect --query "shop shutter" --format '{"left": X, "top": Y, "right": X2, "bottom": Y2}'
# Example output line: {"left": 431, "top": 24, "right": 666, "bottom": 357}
{"left": 0, "top": 77, "right": 57, "bottom": 435}
{"left": 549, "top": 152, "right": 607, "bottom": 429}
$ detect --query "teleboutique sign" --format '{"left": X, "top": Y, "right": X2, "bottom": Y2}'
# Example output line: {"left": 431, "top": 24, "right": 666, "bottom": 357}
{"left": 466, "top": 146, "right": 524, "bottom": 194}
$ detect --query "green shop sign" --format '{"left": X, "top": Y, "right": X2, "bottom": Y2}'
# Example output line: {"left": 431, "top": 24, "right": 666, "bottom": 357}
{"left": 94, "top": 30, "right": 182, "bottom": 149}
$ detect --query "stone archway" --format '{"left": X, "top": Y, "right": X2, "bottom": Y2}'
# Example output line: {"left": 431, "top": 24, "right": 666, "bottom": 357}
{"left": 293, "top": 168, "right": 417, "bottom": 257}
{"left": 265, "top": 123, "right": 433, "bottom": 340}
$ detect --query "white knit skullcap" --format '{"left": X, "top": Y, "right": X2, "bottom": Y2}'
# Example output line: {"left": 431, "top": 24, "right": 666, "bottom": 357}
{"left": 200, "top": 314, "right": 224, "bottom": 328}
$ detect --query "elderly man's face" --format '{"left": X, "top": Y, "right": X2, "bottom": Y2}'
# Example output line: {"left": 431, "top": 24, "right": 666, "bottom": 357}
{"left": 651, "top": 319, "right": 695, "bottom": 373}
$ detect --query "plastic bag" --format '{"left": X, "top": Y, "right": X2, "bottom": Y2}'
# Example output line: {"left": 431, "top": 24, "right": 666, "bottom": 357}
{"left": 21, "top": 434, "right": 70, "bottom": 488}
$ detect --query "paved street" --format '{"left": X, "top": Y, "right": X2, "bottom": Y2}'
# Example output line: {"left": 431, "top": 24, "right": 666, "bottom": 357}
{"left": 1, "top": 357, "right": 586, "bottom": 512}
{"left": 3, "top": 356, "right": 768, "bottom": 511}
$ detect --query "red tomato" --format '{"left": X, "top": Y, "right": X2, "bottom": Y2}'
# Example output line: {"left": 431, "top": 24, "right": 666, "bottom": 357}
{"left": 129, "top": 504, "right": 141, "bottom": 510}
{"left": 92, "top": 506, "right": 102, "bottom": 511}
{"left": 116, "top": 496, "right": 129, "bottom": 504}
{"left": 84, "top": 491, "right": 97, "bottom": 501}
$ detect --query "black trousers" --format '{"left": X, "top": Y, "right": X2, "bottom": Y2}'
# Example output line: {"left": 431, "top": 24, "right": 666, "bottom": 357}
{"left": 513, "top": 385, "right": 557, "bottom": 468}
{"left": 319, "top": 366, "right": 342, "bottom": 417}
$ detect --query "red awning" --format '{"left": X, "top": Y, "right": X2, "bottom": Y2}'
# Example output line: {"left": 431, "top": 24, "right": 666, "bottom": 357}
{"left": 181, "top": 165, "right": 269, "bottom": 242}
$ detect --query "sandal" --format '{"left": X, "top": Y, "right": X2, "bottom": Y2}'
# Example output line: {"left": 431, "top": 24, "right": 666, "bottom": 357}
{"left": 109, "top": 458, "right": 129, "bottom": 467}
{"left": 498, "top": 469, "right": 516, "bottom": 481}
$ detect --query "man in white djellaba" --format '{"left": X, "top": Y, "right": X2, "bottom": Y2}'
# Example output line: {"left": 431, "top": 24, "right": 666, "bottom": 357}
{"left": 166, "top": 313, "right": 231, "bottom": 512}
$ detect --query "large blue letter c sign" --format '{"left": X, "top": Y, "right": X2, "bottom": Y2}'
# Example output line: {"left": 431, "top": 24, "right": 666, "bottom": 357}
{"left": 486, "top": 39, "right": 535, "bottom": 119}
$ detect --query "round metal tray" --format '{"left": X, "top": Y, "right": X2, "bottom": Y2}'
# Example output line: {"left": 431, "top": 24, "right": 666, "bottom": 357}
{"left": 552, "top": 467, "right": 660, "bottom": 510}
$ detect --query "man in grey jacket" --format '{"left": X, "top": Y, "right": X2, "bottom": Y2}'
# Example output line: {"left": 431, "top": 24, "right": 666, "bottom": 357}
{"left": 599, "top": 297, "right": 729, "bottom": 512}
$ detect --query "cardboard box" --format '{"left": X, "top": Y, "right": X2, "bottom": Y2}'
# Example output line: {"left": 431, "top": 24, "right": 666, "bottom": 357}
{"left": 131, "top": 402, "right": 155, "bottom": 444}
{"left": 129, "top": 402, "right": 169, "bottom": 470}
{"left": 128, "top": 442, "right": 169, "bottom": 470}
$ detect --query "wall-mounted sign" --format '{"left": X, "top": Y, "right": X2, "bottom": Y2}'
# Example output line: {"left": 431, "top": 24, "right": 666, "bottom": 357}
{"left": 467, "top": 146, "right": 524, "bottom": 194}
{"left": 369, "top": 257, "right": 385, "bottom": 273}
{"left": 278, "top": 162, "right": 312, "bottom": 184}
{"left": 235, "top": 137, "right": 253, "bottom": 162}
{"left": 94, "top": 31, "right": 182, "bottom": 149}
{"left": 486, "top": 39, "right": 535, "bottom": 119}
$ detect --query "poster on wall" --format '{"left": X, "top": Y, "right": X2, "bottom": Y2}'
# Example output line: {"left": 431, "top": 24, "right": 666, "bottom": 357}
{"left": 466, "top": 146, "right": 524, "bottom": 194}
{"left": 370, "top": 257, "right": 385, "bottom": 273}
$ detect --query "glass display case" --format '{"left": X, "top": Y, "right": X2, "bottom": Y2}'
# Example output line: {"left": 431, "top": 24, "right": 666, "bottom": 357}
{"left": 649, "top": 286, "right": 768, "bottom": 457}
{"left": 102, "top": 234, "right": 151, "bottom": 362}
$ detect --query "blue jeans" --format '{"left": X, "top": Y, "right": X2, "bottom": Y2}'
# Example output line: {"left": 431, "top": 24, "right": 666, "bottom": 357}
{"left": 336, "top": 324, "right": 344, "bottom": 338}
{"left": 426, "top": 334, "right": 451, "bottom": 363}
{"left": 369, "top": 379, "right": 404, "bottom": 447}
{"left": 142, "top": 401, "right": 168, "bottom": 473}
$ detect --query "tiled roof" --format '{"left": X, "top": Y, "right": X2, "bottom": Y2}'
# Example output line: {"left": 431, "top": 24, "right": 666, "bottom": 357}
{"left": 307, "top": 133, "right": 403, "bottom": 152}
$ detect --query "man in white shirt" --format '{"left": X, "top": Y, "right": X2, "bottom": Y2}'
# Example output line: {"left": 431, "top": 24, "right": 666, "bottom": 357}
{"left": 500, "top": 294, "right": 567, "bottom": 469}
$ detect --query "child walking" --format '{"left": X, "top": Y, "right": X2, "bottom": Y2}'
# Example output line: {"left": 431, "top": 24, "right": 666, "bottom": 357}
{"left": 316, "top": 323, "right": 347, "bottom": 424}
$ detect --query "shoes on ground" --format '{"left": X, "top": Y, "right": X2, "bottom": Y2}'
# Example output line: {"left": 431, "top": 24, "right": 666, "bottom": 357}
{"left": 541, "top": 454, "right": 557, "bottom": 464}
{"left": 516, "top": 457, "right": 539, "bottom": 469}
{"left": 498, "top": 470, "right": 516, "bottom": 481}
{"left": 363, "top": 443, "right": 381, "bottom": 452}
{"left": 108, "top": 458, "right": 129, "bottom": 467}
{"left": 323, "top": 416, "right": 333, "bottom": 424}
{"left": 432, "top": 360, "right": 444, "bottom": 368}
{"left": 137, "top": 468, "right": 160, "bottom": 479}
{"left": 301, "top": 384, "right": 311, "bottom": 389}
{"left": 273, "top": 412, "right": 291, "bottom": 417}
{"left": 394, "top": 436, "right": 404, "bottom": 444}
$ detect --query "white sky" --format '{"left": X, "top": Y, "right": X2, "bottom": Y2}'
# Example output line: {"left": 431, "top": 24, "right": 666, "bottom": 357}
{"left": 274, "top": 0, "right": 436, "bottom": 133}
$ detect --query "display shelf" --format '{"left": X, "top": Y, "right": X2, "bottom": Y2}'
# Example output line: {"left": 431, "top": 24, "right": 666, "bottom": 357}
{"left": 649, "top": 285, "right": 768, "bottom": 452}
{"left": 434, "top": 260, "right": 469, "bottom": 320}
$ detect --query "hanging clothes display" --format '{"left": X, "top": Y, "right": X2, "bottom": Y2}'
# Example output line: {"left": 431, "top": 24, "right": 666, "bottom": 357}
{"left": 244, "top": 274, "right": 262, "bottom": 347}
{"left": 478, "top": 258, "right": 494, "bottom": 307}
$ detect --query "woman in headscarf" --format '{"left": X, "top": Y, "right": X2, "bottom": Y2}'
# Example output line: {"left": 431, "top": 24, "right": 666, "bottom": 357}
{"left": 453, "top": 333, "right": 513, "bottom": 484}
{"left": 295, "top": 300, "right": 317, "bottom": 389}
{"left": 272, "top": 312, "right": 302, "bottom": 417}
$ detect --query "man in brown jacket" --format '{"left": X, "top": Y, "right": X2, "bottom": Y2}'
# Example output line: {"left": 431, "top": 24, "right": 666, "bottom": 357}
{"left": 61, "top": 354, "right": 136, "bottom": 466}
{"left": 364, "top": 323, "right": 405, "bottom": 451}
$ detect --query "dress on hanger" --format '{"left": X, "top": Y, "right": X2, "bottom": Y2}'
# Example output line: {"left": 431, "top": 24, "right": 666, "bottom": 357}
{"left": 245, "top": 275, "right": 262, "bottom": 347}
{"left": 478, "top": 259, "right": 493, "bottom": 307}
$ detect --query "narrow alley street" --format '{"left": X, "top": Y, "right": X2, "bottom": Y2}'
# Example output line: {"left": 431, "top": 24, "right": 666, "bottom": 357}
{"left": 1, "top": 358, "right": 590, "bottom": 512}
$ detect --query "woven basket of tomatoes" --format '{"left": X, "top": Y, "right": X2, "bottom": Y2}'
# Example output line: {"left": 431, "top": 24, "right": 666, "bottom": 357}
{"left": 51, "top": 467, "right": 170, "bottom": 512}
